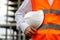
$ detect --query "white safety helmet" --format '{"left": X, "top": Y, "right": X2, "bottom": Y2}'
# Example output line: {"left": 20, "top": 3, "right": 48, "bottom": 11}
{"left": 24, "top": 10, "right": 44, "bottom": 29}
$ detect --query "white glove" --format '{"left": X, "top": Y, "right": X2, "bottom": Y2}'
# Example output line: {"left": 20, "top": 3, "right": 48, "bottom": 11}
{"left": 24, "top": 10, "right": 44, "bottom": 29}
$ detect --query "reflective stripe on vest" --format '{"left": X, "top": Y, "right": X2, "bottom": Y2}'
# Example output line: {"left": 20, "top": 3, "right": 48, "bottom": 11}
{"left": 37, "top": 9, "right": 60, "bottom": 30}
{"left": 37, "top": 24, "right": 60, "bottom": 30}
{"left": 43, "top": 9, "right": 60, "bottom": 15}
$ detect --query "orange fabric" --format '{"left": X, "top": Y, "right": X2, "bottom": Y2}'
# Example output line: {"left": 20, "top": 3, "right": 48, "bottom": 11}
{"left": 31, "top": 0, "right": 60, "bottom": 11}
{"left": 44, "top": 13, "right": 60, "bottom": 25}
{"left": 31, "top": 0, "right": 50, "bottom": 11}
{"left": 32, "top": 29, "right": 60, "bottom": 40}
{"left": 31, "top": 0, "right": 60, "bottom": 40}
{"left": 31, "top": 0, "right": 60, "bottom": 25}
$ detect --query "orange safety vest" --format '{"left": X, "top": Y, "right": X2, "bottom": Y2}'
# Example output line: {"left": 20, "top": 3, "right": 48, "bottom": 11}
{"left": 31, "top": 0, "right": 60, "bottom": 40}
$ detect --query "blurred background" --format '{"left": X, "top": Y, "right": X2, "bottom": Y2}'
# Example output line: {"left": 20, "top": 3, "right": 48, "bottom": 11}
{"left": 0, "top": 0, "right": 28, "bottom": 40}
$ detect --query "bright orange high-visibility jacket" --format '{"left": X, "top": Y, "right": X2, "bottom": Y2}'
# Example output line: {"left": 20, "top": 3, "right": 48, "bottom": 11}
{"left": 31, "top": 0, "right": 60, "bottom": 40}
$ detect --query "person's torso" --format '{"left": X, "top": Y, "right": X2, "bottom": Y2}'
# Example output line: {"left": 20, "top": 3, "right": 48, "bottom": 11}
{"left": 31, "top": 0, "right": 60, "bottom": 28}
{"left": 31, "top": 0, "right": 60, "bottom": 40}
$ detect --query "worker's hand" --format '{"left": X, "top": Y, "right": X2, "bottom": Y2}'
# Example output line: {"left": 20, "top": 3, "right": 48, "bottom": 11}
{"left": 24, "top": 26, "right": 36, "bottom": 37}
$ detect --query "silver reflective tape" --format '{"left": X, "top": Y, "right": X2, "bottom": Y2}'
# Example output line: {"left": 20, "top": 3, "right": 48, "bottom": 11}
{"left": 43, "top": 9, "right": 60, "bottom": 15}
{"left": 38, "top": 24, "right": 60, "bottom": 30}
{"left": 43, "top": 9, "right": 48, "bottom": 14}
{"left": 50, "top": 9, "right": 60, "bottom": 15}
